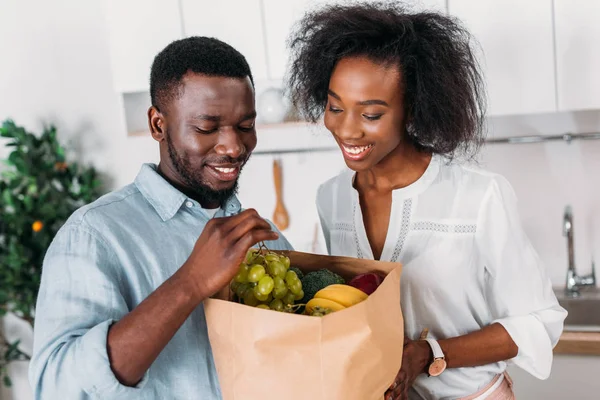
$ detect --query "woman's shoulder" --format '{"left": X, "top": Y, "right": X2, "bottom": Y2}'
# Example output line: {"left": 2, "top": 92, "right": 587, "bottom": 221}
{"left": 317, "top": 168, "right": 354, "bottom": 202}
{"left": 428, "top": 157, "right": 519, "bottom": 218}
{"left": 437, "top": 157, "right": 513, "bottom": 195}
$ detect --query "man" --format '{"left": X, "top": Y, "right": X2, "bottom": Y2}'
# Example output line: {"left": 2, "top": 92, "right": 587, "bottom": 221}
{"left": 29, "top": 37, "right": 292, "bottom": 399}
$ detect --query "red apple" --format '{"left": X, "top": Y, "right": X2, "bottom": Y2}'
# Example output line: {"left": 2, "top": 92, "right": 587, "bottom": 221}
{"left": 348, "top": 272, "right": 384, "bottom": 295}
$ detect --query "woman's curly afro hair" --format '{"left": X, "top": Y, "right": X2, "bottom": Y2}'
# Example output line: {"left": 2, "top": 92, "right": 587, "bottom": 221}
{"left": 286, "top": 1, "right": 487, "bottom": 158}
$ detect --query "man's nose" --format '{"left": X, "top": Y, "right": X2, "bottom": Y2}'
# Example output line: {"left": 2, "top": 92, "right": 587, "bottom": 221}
{"left": 215, "top": 128, "right": 245, "bottom": 159}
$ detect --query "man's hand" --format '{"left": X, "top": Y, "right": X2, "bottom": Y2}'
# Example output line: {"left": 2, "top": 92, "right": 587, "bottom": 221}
{"left": 180, "top": 208, "right": 279, "bottom": 300}
{"left": 107, "top": 209, "right": 278, "bottom": 386}
{"left": 385, "top": 336, "right": 432, "bottom": 400}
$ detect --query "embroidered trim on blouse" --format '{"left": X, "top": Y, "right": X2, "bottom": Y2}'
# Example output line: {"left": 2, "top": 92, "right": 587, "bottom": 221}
{"left": 352, "top": 203, "right": 364, "bottom": 259}
{"left": 412, "top": 221, "right": 477, "bottom": 234}
{"left": 333, "top": 222, "right": 354, "bottom": 232}
{"left": 390, "top": 199, "right": 413, "bottom": 263}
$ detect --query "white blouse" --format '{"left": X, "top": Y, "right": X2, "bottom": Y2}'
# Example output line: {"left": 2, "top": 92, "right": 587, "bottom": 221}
{"left": 316, "top": 154, "right": 567, "bottom": 400}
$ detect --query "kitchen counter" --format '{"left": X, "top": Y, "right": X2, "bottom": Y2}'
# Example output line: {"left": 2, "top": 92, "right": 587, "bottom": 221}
{"left": 553, "top": 287, "right": 600, "bottom": 356}
{"left": 554, "top": 331, "right": 600, "bottom": 356}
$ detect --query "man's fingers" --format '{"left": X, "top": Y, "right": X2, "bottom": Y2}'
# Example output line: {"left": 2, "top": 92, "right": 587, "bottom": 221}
{"left": 226, "top": 213, "right": 273, "bottom": 242}
{"left": 217, "top": 209, "right": 263, "bottom": 233}
{"left": 235, "top": 229, "right": 279, "bottom": 253}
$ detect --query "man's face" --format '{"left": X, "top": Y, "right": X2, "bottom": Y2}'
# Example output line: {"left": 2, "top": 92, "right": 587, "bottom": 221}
{"left": 151, "top": 73, "right": 257, "bottom": 208}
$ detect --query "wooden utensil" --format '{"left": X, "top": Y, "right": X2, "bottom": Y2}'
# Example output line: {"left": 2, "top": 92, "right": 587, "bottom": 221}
{"left": 272, "top": 158, "right": 290, "bottom": 231}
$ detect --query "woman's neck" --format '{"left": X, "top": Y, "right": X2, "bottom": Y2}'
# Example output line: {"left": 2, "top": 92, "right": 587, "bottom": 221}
{"left": 355, "top": 143, "right": 432, "bottom": 193}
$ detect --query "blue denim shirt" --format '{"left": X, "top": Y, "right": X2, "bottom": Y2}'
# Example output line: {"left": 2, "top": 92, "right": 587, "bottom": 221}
{"left": 29, "top": 163, "right": 293, "bottom": 399}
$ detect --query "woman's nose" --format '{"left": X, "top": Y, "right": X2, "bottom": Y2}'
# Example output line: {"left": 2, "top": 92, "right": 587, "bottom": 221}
{"left": 335, "top": 114, "right": 364, "bottom": 141}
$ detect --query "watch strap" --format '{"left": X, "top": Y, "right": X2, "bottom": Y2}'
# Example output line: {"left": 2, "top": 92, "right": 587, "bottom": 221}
{"left": 424, "top": 338, "right": 444, "bottom": 360}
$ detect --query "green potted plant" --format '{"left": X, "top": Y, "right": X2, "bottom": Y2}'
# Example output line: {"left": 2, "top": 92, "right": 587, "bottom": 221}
{"left": 0, "top": 120, "right": 104, "bottom": 386}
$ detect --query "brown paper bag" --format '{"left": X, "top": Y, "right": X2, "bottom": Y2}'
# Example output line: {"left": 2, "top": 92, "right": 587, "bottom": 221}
{"left": 204, "top": 251, "right": 404, "bottom": 400}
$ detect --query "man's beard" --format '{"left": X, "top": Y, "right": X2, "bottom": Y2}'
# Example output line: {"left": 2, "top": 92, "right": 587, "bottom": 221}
{"left": 166, "top": 133, "right": 245, "bottom": 208}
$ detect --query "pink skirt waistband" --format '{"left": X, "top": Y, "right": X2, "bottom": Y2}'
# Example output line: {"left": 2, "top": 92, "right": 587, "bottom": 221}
{"left": 458, "top": 372, "right": 515, "bottom": 400}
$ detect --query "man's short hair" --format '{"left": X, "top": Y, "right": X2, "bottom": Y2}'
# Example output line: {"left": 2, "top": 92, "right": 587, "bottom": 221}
{"left": 150, "top": 36, "right": 254, "bottom": 111}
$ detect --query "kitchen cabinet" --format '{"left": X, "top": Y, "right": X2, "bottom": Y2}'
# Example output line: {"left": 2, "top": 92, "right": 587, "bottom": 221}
{"left": 262, "top": 0, "right": 448, "bottom": 82}
{"left": 103, "top": 0, "right": 183, "bottom": 93}
{"left": 448, "top": 0, "right": 556, "bottom": 116}
{"left": 554, "top": 0, "right": 600, "bottom": 111}
{"left": 262, "top": 0, "right": 307, "bottom": 82}
{"left": 180, "top": 0, "right": 269, "bottom": 81}
{"left": 416, "top": 0, "right": 447, "bottom": 13}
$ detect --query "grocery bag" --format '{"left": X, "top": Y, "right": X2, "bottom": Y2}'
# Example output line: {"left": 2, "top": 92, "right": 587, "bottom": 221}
{"left": 204, "top": 251, "right": 404, "bottom": 400}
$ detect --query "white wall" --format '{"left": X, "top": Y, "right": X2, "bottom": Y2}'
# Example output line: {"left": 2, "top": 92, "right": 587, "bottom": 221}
{"left": 0, "top": 0, "right": 158, "bottom": 186}
{"left": 1, "top": 1, "right": 155, "bottom": 399}
{"left": 1, "top": 1, "right": 599, "bottom": 399}
{"left": 481, "top": 111, "right": 600, "bottom": 285}
{"left": 509, "top": 355, "right": 600, "bottom": 400}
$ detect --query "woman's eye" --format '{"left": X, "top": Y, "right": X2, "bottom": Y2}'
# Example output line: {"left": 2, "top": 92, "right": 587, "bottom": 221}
{"left": 328, "top": 106, "right": 343, "bottom": 114}
{"left": 363, "top": 114, "right": 382, "bottom": 121}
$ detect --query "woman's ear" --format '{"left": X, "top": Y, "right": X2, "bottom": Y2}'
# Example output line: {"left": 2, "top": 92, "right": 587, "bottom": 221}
{"left": 148, "top": 106, "right": 165, "bottom": 142}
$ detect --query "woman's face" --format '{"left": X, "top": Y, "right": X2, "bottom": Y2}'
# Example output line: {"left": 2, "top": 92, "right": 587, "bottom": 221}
{"left": 324, "top": 56, "right": 407, "bottom": 172}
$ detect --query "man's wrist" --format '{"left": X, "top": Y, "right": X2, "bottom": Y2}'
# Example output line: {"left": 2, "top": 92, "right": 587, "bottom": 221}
{"left": 172, "top": 264, "right": 208, "bottom": 306}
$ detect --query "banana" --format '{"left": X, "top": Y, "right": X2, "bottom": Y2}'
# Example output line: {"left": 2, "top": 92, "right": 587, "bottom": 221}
{"left": 306, "top": 298, "right": 346, "bottom": 314}
{"left": 314, "top": 284, "right": 368, "bottom": 308}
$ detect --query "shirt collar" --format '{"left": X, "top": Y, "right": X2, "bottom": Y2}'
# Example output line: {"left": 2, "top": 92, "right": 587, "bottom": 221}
{"left": 134, "top": 163, "right": 242, "bottom": 221}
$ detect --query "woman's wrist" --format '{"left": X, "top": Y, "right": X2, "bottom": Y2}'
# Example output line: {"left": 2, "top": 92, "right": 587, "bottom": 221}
{"left": 413, "top": 340, "right": 434, "bottom": 375}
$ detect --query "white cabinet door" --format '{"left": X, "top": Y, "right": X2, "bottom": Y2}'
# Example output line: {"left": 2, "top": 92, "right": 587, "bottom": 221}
{"left": 103, "top": 0, "right": 183, "bottom": 93}
{"left": 449, "top": 0, "right": 556, "bottom": 116}
{"left": 262, "top": 0, "right": 308, "bottom": 82}
{"left": 415, "top": 0, "right": 447, "bottom": 12}
{"left": 263, "top": 0, "right": 448, "bottom": 82}
{"left": 180, "top": 0, "right": 269, "bottom": 81}
{"left": 554, "top": 0, "right": 600, "bottom": 111}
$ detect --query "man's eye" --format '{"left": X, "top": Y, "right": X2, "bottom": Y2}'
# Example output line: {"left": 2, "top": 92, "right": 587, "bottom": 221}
{"left": 196, "top": 127, "right": 217, "bottom": 134}
{"left": 238, "top": 125, "right": 255, "bottom": 132}
{"left": 363, "top": 114, "right": 382, "bottom": 121}
{"left": 328, "top": 106, "right": 343, "bottom": 113}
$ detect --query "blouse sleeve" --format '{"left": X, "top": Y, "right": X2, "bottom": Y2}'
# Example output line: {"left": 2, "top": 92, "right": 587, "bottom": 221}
{"left": 475, "top": 176, "right": 567, "bottom": 379}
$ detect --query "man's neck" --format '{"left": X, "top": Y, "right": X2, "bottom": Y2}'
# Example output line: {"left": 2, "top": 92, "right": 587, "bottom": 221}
{"left": 156, "top": 163, "right": 222, "bottom": 209}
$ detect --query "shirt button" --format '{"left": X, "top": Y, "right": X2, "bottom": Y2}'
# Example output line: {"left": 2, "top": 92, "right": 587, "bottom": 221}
{"left": 185, "top": 201, "right": 193, "bottom": 208}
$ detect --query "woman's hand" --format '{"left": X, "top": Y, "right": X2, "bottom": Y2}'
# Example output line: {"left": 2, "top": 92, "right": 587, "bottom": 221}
{"left": 385, "top": 336, "right": 432, "bottom": 400}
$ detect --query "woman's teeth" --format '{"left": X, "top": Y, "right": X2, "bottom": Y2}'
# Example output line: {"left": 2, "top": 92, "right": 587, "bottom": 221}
{"left": 214, "top": 167, "right": 236, "bottom": 173}
{"left": 342, "top": 144, "right": 373, "bottom": 155}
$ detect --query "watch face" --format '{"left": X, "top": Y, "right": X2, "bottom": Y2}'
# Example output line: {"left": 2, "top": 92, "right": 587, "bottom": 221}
{"left": 428, "top": 359, "right": 447, "bottom": 377}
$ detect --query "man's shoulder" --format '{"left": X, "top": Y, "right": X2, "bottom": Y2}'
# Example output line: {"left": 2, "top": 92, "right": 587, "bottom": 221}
{"left": 65, "top": 183, "right": 143, "bottom": 229}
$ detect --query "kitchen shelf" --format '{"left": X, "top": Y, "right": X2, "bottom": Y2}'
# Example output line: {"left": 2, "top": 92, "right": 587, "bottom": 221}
{"left": 256, "top": 121, "right": 310, "bottom": 131}
{"left": 127, "top": 120, "right": 600, "bottom": 156}
{"left": 127, "top": 121, "right": 315, "bottom": 137}
{"left": 126, "top": 121, "right": 337, "bottom": 156}
{"left": 486, "top": 132, "right": 600, "bottom": 144}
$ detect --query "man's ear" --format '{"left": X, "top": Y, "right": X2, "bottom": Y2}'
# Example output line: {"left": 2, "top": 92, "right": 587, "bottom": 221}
{"left": 148, "top": 106, "right": 166, "bottom": 142}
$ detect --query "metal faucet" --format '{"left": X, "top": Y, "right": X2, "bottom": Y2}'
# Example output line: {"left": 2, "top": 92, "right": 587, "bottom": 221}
{"left": 563, "top": 205, "right": 596, "bottom": 297}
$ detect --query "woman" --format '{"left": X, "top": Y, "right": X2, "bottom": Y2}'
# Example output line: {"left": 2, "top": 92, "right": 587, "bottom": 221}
{"left": 286, "top": 2, "right": 566, "bottom": 399}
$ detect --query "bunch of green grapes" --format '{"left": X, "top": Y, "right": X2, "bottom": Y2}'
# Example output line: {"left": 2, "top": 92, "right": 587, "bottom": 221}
{"left": 230, "top": 248, "right": 303, "bottom": 312}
